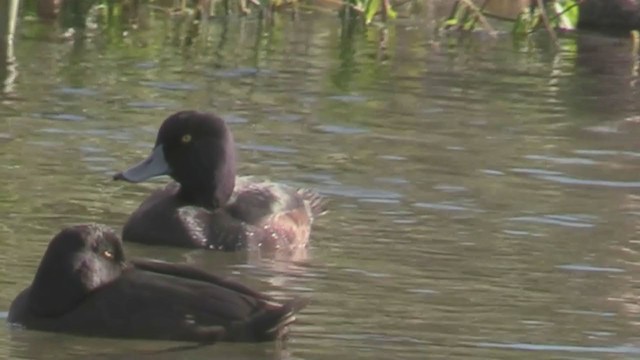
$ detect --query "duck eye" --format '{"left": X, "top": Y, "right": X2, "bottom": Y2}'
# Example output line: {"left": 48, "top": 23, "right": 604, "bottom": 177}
{"left": 102, "top": 250, "right": 114, "bottom": 260}
{"left": 181, "top": 134, "right": 192, "bottom": 144}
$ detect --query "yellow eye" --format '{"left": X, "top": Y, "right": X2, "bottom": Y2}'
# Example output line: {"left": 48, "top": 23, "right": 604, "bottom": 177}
{"left": 181, "top": 134, "right": 192, "bottom": 143}
{"left": 103, "top": 250, "right": 114, "bottom": 259}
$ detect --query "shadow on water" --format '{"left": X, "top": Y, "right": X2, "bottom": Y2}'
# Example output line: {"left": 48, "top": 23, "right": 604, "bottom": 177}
{"left": 561, "top": 32, "right": 640, "bottom": 124}
{"left": 8, "top": 328, "right": 291, "bottom": 359}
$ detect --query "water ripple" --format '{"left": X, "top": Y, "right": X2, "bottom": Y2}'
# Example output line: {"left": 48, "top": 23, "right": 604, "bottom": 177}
{"left": 555, "top": 309, "right": 616, "bottom": 317}
{"left": 55, "top": 87, "right": 98, "bottom": 96}
{"left": 511, "top": 168, "right": 563, "bottom": 176}
{"left": 375, "top": 177, "right": 409, "bottom": 185}
{"left": 574, "top": 149, "right": 640, "bottom": 158}
{"left": 502, "top": 229, "right": 544, "bottom": 237}
{"left": 126, "top": 101, "right": 173, "bottom": 110}
{"left": 327, "top": 94, "right": 368, "bottom": 103}
{"left": 343, "top": 268, "right": 391, "bottom": 278}
{"left": 222, "top": 114, "right": 249, "bottom": 124}
{"left": 40, "top": 113, "right": 87, "bottom": 122}
{"left": 524, "top": 154, "right": 597, "bottom": 165}
{"left": 406, "top": 288, "right": 438, "bottom": 295}
{"left": 537, "top": 175, "right": 640, "bottom": 188}
{"left": 238, "top": 143, "right": 297, "bottom": 154}
{"left": 556, "top": 264, "right": 625, "bottom": 273}
{"left": 139, "top": 81, "right": 198, "bottom": 91}
{"left": 508, "top": 215, "right": 595, "bottom": 228}
{"left": 413, "top": 202, "right": 483, "bottom": 212}
{"left": 357, "top": 198, "right": 401, "bottom": 204}
{"left": 209, "top": 67, "right": 268, "bottom": 78}
{"left": 433, "top": 184, "right": 468, "bottom": 193}
{"left": 315, "top": 125, "right": 368, "bottom": 135}
{"left": 315, "top": 185, "right": 402, "bottom": 199}
{"left": 470, "top": 342, "right": 640, "bottom": 354}
{"left": 378, "top": 155, "right": 406, "bottom": 161}
{"left": 481, "top": 169, "right": 505, "bottom": 176}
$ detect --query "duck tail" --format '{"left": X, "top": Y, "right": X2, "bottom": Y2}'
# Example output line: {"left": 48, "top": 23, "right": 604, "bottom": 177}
{"left": 297, "top": 188, "right": 328, "bottom": 217}
{"left": 249, "top": 296, "right": 310, "bottom": 342}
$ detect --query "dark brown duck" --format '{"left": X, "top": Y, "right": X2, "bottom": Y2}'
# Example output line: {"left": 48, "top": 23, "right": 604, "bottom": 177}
{"left": 8, "top": 224, "right": 308, "bottom": 342}
{"left": 113, "top": 110, "right": 327, "bottom": 250}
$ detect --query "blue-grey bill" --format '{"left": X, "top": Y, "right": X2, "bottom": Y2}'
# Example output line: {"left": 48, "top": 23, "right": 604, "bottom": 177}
{"left": 114, "top": 145, "right": 169, "bottom": 183}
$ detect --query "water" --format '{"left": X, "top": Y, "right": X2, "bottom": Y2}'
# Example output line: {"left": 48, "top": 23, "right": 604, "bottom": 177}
{"left": 2, "top": 8, "right": 640, "bottom": 360}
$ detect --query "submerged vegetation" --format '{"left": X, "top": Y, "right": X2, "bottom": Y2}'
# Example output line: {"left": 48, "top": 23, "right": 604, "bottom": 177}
{"left": 443, "top": 0, "right": 580, "bottom": 42}
{"left": 16, "top": 0, "right": 640, "bottom": 38}
{"left": 20, "top": 0, "right": 583, "bottom": 32}
{"left": 5, "top": 0, "right": 640, "bottom": 57}
{"left": 24, "top": 0, "right": 404, "bottom": 27}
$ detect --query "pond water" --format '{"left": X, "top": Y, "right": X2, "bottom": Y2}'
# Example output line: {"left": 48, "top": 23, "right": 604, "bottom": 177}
{"left": 2, "top": 6, "right": 640, "bottom": 360}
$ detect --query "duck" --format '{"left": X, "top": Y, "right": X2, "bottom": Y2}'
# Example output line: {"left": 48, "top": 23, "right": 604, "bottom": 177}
{"left": 8, "top": 224, "right": 309, "bottom": 343}
{"left": 113, "top": 110, "right": 327, "bottom": 251}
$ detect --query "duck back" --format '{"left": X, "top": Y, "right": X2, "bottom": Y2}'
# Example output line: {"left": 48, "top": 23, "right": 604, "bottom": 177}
{"left": 121, "top": 177, "right": 326, "bottom": 250}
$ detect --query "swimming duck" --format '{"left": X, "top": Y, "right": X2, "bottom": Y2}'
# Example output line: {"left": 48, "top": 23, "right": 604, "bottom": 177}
{"left": 113, "top": 110, "right": 326, "bottom": 251}
{"left": 8, "top": 224, "right": 308, "bottom": 343}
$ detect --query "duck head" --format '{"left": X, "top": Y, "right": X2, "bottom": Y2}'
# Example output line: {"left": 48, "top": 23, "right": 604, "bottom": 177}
{"left": 28, "top": 224, "right": 125, "bottom": 316}
{"left": 114, "top": 111, "right": 237, "bottom": 209}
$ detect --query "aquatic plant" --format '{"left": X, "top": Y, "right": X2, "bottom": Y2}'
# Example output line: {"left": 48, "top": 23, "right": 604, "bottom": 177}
{"left": 442, "top": 0, "right": 580, "bottom": 41}
{"left": 23, "top": 0, "right": 402, "bottom": 26}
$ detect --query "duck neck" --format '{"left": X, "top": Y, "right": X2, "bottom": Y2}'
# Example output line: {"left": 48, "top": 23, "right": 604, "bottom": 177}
{"left": 29, "top": 261, "right": 86, "bottom": 316}
{"left": 177, "top": 154, "right": 236, "bottom": 210}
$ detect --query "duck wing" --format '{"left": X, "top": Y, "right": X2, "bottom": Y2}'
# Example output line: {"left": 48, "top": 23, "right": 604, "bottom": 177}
{"left": 130, "top": 259, "right": 272, "bottom": 301}
{"left": 49, "top": 262, "right": 308, "bottom": 342}
{"left": 127, "top": 259, "right": 310, "bottom": 341}
{"left": 224, "top": 177, "right": 327, "bottom": 248}
{"left": 12, "top": 277, "right": 228, "bottom": 343}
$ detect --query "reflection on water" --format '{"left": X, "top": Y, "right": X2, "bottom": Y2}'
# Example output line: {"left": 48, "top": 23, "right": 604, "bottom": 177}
{"left": 8, "top": 329, "right": 290, "bottom": 360}
{"left": 2, "top": 6, "right": 640, "bottom": 360}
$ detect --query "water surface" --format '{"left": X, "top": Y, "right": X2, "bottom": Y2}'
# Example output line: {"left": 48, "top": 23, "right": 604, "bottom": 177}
{"left": 2, "top": 9, "right": 640, "bottom": 360}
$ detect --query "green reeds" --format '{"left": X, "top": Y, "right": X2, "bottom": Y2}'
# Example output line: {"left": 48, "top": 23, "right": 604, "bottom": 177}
{"left": 342, "top": 0, "right": 397, "bottom": 24}
{"left": 22, "top": 0, "right": 401, "bottom": 27}
{"left": 0, "top": 0, "right": 19, "bottom": 93}
{"left": 0, "top": 0, "right": 20, "bottom": 42}
{"left": 443, "top": 0, "right": 580, "bottom": 40}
